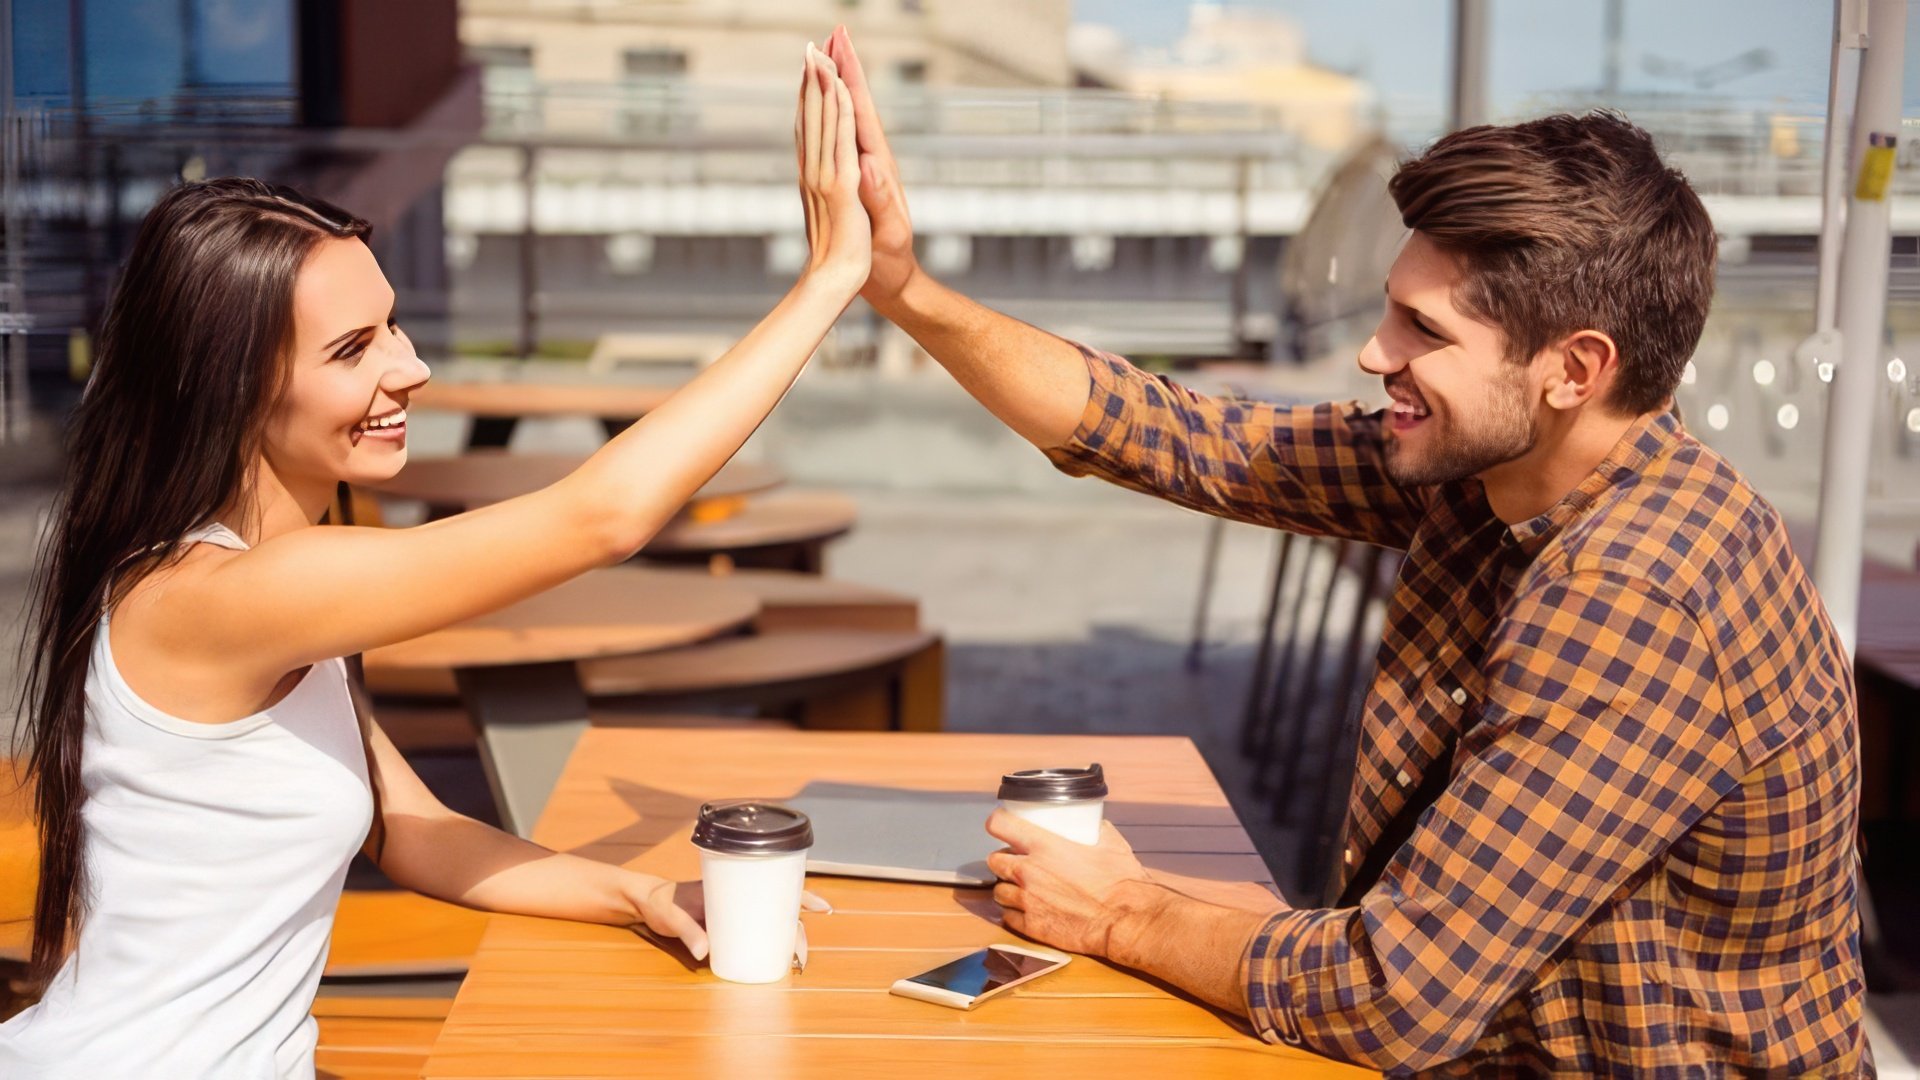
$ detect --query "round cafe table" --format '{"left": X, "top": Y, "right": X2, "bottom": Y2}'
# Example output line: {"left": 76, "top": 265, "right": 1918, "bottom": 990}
{"left": 407, "top": 381, "right": 676, "bottom": 449}
{"left": 362, "top": 567, "right": 759, "bottom": 836}
{"left": 368, "top": 453, "right": 784, "bottom": 518}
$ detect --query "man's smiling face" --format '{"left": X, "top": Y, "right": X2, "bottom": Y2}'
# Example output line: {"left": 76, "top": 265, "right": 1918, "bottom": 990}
{"left": 1358, "top": 231, "right": 1539, "bottom": 487}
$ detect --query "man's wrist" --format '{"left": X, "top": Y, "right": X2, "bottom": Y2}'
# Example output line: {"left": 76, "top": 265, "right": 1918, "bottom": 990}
{"left": 1102, "top": 878, "right": 1176, "bottom": 969}
{"left": 867, "top": 261, "right": 933, "bottom": 324}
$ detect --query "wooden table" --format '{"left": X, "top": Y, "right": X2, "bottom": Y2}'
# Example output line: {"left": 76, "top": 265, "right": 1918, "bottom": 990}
{"left": 409, "top": 381, "right": 678, "bottom": 449}
{"left": 368, "top": 453, "right": 783, "bottom": 516}
{"left": 420, "top": 729, "right": 1374, "bottom": 1078}
{"left": 363, "top": 569, "right": 760, "bottom": 835}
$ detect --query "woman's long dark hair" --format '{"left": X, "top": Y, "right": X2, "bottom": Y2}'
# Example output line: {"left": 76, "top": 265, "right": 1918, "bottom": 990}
{"left": 11, "top": 178, "right": 369, "bottom": 985}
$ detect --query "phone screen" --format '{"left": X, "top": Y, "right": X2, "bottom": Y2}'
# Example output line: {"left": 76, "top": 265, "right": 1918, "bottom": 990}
{"left": 906, "top": 947, "right": 1060, "bottom": 999}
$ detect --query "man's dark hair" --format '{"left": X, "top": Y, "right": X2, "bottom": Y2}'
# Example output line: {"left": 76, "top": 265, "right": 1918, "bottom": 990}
{"left": 1388, "top": 111, "right": 1717, "bottom": 415}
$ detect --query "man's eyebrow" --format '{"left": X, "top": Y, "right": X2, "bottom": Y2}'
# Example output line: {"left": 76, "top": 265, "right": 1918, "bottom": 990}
{"left": 1385, "top": 284, "right": 1452, "bottom": 334}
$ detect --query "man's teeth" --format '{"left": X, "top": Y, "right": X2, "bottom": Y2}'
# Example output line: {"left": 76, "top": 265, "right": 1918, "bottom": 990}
{"left": 1391, "top": 401, "right": 1429, "bottom": 418}
{"left": 357, "top": 409, "right": 407, "bottom": 432}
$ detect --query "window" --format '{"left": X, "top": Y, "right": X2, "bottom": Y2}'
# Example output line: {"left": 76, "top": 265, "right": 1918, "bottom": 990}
{"left": 471, "top": 44, "right": 537, "bottom": 133}
{"left": 622, "top": 48, "right": 688, "bottom": 78}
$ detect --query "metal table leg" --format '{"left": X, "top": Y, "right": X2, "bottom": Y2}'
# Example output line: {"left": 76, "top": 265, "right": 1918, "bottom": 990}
{"left": 455, "top": 661, "right": 592, "bottom": 838}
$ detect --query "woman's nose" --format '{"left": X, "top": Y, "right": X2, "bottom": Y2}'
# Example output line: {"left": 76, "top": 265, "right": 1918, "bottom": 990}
{"left": 382, "top": 345, "right": 431, "bottom": 392}
{"left": 1357, "top": 335, "right": 1403, "bottom": 377}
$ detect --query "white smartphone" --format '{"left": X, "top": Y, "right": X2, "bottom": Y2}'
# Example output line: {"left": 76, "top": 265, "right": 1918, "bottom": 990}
{"left": 888, "top": 944, "right": 1072, "bottom": 1010}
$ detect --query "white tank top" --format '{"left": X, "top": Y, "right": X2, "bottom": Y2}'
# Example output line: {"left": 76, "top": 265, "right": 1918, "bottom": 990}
{"left": 0, "top": 522, "right": 373, "bottom": 1078}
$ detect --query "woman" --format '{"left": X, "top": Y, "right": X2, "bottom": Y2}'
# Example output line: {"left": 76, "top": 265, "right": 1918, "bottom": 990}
{"left": 2, "top": 45, "right": 863, "bottom": 1078}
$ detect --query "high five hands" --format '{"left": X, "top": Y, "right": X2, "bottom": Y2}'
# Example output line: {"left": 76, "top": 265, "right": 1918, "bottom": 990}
{"left": 821, "top": 27, "right": 918, "bottom": 308}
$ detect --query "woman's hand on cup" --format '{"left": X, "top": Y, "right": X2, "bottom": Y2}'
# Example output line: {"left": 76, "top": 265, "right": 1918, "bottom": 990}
{"left": 662, "top": 879, "right": 834, "bottom": 969}
{"left": 795, "top": 42, "right": 870, "bottom": 298}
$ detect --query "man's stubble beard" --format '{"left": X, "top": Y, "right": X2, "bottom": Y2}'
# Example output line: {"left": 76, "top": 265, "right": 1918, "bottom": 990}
{"left": 1384, "top": 370, "right": 1537, "bottom": 487}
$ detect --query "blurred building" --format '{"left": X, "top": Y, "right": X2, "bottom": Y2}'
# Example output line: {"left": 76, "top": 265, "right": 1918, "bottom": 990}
{"left": 2, "top": 0, "right": 478, "bottom": 420}
{"left": 1078, "top": 4, "right": 1371, "bottom": 152}
{"left": 462, "top": 0, "right": 1072, "bottom": 91}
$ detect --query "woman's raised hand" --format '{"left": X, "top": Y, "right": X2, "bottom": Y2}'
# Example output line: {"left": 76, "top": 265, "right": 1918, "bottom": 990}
{"left": 795, "top": 42, "right": 870, "bottom": 297}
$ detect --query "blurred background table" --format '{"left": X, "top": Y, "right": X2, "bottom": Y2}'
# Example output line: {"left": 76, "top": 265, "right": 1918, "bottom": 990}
{"left": 417, "top": 728, "right": 1373, "bottom": 1078}
{"left": 362, "top": 568, "right": 760, "bottom": 835}
{"left": 367, "top": 452, "right": 783, "bottom": 520}
{"left": 408, "top": 381, "right": 677, "bottom": 449}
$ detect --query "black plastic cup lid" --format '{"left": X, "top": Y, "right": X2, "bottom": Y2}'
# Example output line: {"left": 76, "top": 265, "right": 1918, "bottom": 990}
{"left": 690, "top": 800, "right": 814, "bottom": 855}
{"left": 997, "top": 764, "right": 1108, "bottom": 803}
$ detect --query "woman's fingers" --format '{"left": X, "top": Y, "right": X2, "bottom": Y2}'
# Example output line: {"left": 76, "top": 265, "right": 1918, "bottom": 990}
{"left": 801, "top": 890, "right": 834, "bottom": 914}
{"left": 650, "top": 897, "right": 710, "bottom": 961}
{"left": 832, "top": 77, "right": 857, "bottom": 191}
{"left": 802, "top": 45, "right": 824, "bottom": 190}
{"left": 820, "top": 54, "right": 838, "bottom": 189}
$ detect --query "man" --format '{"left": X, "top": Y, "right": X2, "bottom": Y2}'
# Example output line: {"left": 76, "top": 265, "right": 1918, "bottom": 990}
{"left": 821, "top": 27, "right": 1870, "bottom": 1079}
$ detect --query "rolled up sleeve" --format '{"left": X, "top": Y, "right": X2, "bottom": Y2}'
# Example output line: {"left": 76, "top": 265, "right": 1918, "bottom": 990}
{"left": 1044, "top": 343, "right": 1427, "bottom": 550}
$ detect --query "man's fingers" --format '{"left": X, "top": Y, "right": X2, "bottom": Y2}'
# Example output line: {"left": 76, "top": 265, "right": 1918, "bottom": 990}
{"left": 1001, "top": 907, "right": 1028, "bottom": 937}
{"left": 992, "top": 881, "right": 1025, "bottom": 911}
{"left": 985, "top": 807, "right": 1047, "bottom": 853}
{"left": 830, "top": 26, "right": 891, "bottom": 158}
{"left": 986, "top": 847, "right": 1025, "bottom": 884}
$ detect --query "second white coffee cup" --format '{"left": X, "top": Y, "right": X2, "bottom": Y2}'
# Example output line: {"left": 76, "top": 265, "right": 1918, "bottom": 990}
{"left": 691, "top": 799, "right": 813, "bottom": 984}
{"left": 998, "top": 763, "right": 1108, "bottom": 845}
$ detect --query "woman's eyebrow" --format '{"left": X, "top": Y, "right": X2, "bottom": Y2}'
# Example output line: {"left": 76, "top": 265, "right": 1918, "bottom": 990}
{"left": 321, "top": 324, "right": 376, "bottom": 351}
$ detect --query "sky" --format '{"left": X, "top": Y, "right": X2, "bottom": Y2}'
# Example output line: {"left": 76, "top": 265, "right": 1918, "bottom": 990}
{"left": 1073, "top": 0, "right": 1914, "bottom": 125}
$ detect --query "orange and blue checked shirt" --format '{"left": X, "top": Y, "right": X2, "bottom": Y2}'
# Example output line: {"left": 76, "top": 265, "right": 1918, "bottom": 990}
{"left": 1045, "top": 345, "right": 1871, "bottom": 1077}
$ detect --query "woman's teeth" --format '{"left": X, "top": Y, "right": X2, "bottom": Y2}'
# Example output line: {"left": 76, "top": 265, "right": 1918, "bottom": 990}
{"left": 356, "top": 409, "right": 407, "bottom": 434}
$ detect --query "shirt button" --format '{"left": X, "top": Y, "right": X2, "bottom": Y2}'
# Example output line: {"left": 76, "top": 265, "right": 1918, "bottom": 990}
{"left": 1396, "top": 769, "right": 1412, "bottom": 787}
{"left": 1450, "top": 687, "right": 1468, "bottom": 706}
{"left": 1343, "top": 847, "right": 1354, "bottom": 866}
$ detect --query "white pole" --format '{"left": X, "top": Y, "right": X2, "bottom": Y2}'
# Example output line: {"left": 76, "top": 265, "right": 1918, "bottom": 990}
{"left": 1816, "top": 0, "right": 1868, "bottom": 333}
{"left": 1814, "top": 0, "right": 1905, "bottom": 658}
{"left": 1449, "top": 0, "right": 1491, "bottom": 130}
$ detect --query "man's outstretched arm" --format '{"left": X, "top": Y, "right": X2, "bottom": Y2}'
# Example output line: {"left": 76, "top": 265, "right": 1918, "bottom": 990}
{"left": 823, "top": 26, "right": 1425, "bottom": 548}
{"left": 823, "top": 27, "right": 1088, "bottom": 450}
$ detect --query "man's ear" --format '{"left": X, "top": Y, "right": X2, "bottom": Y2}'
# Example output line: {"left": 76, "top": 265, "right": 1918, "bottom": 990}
{"left": 1543, "top": 330, "right": 1619, "bottom": 412}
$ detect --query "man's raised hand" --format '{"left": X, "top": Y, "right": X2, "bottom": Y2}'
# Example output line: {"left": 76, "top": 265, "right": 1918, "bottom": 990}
{"left": 823, "top": 26, "right": 918, "bottom": 308}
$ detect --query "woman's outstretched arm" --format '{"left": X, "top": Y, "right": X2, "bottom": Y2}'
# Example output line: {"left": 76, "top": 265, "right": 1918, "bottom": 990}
{"left": 167, "top": 47, "right": 868, "bottom": 684}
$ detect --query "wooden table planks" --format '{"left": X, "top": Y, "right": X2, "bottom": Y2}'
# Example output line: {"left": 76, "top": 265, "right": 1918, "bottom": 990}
{"left": 421, "top": 729, "right": 1372, "bottom": 1078}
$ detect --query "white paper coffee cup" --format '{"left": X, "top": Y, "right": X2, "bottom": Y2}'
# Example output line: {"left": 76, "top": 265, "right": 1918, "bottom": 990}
{"left": 997, "top": 764, "right": 1108, "bottom": 846}
{"left": 691, "top": 800, "right": 813, "bottom": 984}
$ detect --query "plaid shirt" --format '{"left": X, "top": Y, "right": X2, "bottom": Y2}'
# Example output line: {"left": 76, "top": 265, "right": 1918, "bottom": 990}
{"left": 1046, "top": 345, "right": 1871, "bottom": 1077}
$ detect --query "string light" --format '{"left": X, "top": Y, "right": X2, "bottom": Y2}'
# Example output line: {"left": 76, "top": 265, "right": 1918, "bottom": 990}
{"left": 1908, "top": 406, "right": 1920, "bottom": 434}
{"left": 1706, "top": 403, "right": 1730, "bottom": 431}
{"left": 1817, "top": 362, "right": 1835, "bottom": 383}
{"left": 1682, "top": 361, "right": 1697, "bottom": 385}
{"left": 1752, "top": 360, "right": 1776, "bottom": 387}
{"left": 1776, "top": 403, "right": 1799, "bottom": 430}
{"left": 1891, "top": 357, "right": 1908, "bottom": 384}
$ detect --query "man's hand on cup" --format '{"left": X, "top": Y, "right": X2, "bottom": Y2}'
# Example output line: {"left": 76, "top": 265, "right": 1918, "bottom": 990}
{"left": 985, "top": 809, "right": 1156, "bottom": 960}
{"left": 796, "top": 42, "right": 870, "bottom": 299}
{"left": 822, "top": 26, "right": 919, "bottom": 308}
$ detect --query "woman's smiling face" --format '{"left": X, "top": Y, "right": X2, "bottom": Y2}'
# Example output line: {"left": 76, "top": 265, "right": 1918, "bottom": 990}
{"left": 264, "top": 236, "right": 431, "bottom": 491}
